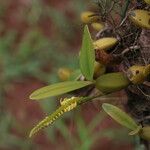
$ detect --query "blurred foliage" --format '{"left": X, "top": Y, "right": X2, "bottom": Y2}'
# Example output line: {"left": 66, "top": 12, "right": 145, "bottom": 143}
{"left": 0, "top": 0, "right": 137, "bottom": 149}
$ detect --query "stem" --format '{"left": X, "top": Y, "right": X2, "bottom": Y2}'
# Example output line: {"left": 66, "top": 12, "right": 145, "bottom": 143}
{"left": 78, "top": 93, "right": 104, "bottom": 105}
{"left": 121, "top": 0, "right": 130, "bottom": 21}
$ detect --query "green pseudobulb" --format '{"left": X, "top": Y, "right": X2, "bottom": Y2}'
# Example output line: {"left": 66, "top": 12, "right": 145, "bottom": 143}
{"left": 95, "top": 72, "right": 130, "bottom": 93}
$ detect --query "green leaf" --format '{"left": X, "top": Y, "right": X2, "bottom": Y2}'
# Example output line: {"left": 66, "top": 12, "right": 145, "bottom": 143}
{"left": 129, "top": 125, "right": 142, "bottom": 136}
{"left": 68, "top": 69, "right": 82, "bottom": 81}
{"left": 79, "top": 25, "right": 95, "bottom": 81}
{"left": 102, "top": 103, "right": 138, "bottom": 130}
{"left": 30, "top": 81, "right": 92, "bottom": 100}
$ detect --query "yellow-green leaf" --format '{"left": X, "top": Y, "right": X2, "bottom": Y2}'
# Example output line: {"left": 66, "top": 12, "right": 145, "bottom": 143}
{"left": 79, "top": 25, "right": 95, "bottom": 81}
{"left": 129, "top": 125, "right": 142, "bottom": 136}
{"left": 30, "top": 81, "right": 93, "bottom": 100}
{"left": 68, "top": 69, "right": 82, "bottom": 81}
{"left": 102, "top": 103, "right": 138, "bottom": 130}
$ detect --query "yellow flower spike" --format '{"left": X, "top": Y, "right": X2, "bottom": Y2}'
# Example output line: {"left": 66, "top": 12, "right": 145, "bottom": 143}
{"left": 91, "top": 22, "right": 104, "bottom": 31}
{"left": 129, "top": 9, "right": 150, "bottom": 29}
{"left": 60, "top": 97, "right": 77, "bottom": 112}
{"left": 29, "top": 97, "right": 79, "bottom": 137}
{"left": 144, "top": 0, "right": 150, "bottom": 5}
{"left": 94, "top": 61, "right": 106, "bottom": 78}
{"left": 93, "top": 37, "right": 118, "bottom": 50}
{"left": 57, "top": 68, "right": 72, "bottom": 81}
{"left": 140, "top": 126, "right": 150, "bottom": 141}
{"left": 95, "top": 72, "right": 130, "bottom": 93}
{"left": 60, "top": 96, "right": 76, "bottom": 106}
{"left": 127, "top": 64, "right": 150, "bottom": 84}
{"left": 80, "top": 11, "right": 99, "bottom": 24}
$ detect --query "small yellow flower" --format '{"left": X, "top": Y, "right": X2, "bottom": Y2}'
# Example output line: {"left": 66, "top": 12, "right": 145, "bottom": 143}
{"left": 60, "top": 97, "right": 78, "bottom": 111}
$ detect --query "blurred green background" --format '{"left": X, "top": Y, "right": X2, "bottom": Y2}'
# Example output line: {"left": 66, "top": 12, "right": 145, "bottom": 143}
{"left": 0, "top": 0, "right": 140, "bottom": 150}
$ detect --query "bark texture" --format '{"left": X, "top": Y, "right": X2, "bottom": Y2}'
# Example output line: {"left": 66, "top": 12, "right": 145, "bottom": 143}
{"left": 126, "top": 29, "right": 150, "bottom": 149}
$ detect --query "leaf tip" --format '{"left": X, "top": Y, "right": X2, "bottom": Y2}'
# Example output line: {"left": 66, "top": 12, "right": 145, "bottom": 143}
{"left": 29, "top": 126, "right": 39, "bottom": 138}
{"left": 84, "top": 24, "right": 88, "bottom": 30}
{"left": 29, "top": 92, "right": 36, "bottom": 100}
{"left": 102, "top": 103, "right": 109, "bottom": 110}
{"left": 29, "top": 130, "right": 34, "bottom": 138}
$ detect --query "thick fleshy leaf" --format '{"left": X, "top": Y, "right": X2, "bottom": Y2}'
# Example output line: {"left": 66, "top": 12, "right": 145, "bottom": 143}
{"left": 79, "top": 25, "right": 95, "bottom": 81}
{"left": 102, "top": 103, "right": 138, "bottom": 130}
{"left": 30, "top": 81, "right": 92, "bottom": 100}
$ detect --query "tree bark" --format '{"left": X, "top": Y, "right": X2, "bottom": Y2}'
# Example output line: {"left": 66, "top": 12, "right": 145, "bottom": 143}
{"left": 126, "top": 29, "right": 150, "bottom": 149}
